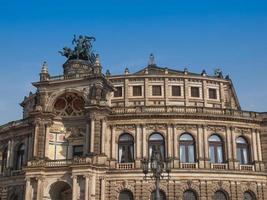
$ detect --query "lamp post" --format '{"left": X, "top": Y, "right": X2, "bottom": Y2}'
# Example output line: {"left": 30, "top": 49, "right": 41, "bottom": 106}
{"left": 141, "top": 149, "right": 172, "bottom": 200}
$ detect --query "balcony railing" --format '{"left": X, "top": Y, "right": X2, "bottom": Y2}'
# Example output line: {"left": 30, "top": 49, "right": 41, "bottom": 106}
{"left": 111, "top": 106, "right": 259, "bottom": 119}
{"left": 180, "top": 163, "right": 198, "bottom": 169}
{"left": 240, "top": 164, "right": 254, "bottom": 171}
{"left": 116, "top": 163, "right": 135, "bottom": 170}
{"left": 27, "top": 157, "right": 92, "bottom": 168}
{"left": 211, "top": 163, "right": 228, "bottom": 170}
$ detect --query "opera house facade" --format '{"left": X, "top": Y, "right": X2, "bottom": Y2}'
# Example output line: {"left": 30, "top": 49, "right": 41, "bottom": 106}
{"left": 0, "top": 37, "right": 267, "bottom": 200}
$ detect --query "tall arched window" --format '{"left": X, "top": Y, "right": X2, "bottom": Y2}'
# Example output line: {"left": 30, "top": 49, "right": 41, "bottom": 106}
{"left": 183, "top": 190, "right": 197, "bottom": 200}
{"left": 150, "top": 190, "right": 166, "bottom": 200}
{"left": 16, "top": 144, "right": 25, "bottom": 170}
{"left": 149, "top": 133, "right": 165, "bottom": 161}
{"left": 236, "top": 137, "right": 250, "bottom": 164}
{"left": 214, "top": 190, "right": 228, "bottom": 200}
{"left": 1, "top": 147, "right": 7, "bottom": 172}
{"left": 209, "top": 135, "right": 224, "bottom": 163}
{"left": 119, "top": 190, "right": 134, "bottom": 200}
{"left": 118, "top": 134, "right": 134, "bottom": 163}
{"left": 244, "top": 191, "right": 256, "bottom": 200}
{"left": 180, "top": 133, "right": 195, "bottom": 163}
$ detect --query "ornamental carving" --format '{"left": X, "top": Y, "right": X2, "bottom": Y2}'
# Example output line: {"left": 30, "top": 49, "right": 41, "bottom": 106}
{"left": 115, "top": 125, "right": 135, "bottom": 132}
{"left": 206, "top": 126, "right": 226, "bottom": 132}
{"left": 53, "top": 93, "right": 85, "bottom": 117}
{"left": 176, "top": 125, "right": 197, "bottom": 131}
{"left": 146, "top": 124, "right": 167, "bottom": 131}
{"left": 234, "top": 127, "right": 251, "bottom": 134}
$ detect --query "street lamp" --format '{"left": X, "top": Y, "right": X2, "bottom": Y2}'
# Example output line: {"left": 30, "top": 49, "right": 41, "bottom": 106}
{"left": 141, "top": 149, "right": 172, "bottom": 200}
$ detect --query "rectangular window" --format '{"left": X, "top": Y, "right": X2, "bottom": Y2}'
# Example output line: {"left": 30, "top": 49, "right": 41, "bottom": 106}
{"left": 209, "top": 88, "right": 217, "bottom": 99}
{"left": 132, "top": 86, "right": 142, "bottom": 96}
{"left": 152, "top": 85, "right": 162, "bottom": 96}
{"left": 191, "top": 87, "right": 200, "bottom": 98}
{"left": 73, "top": 145, "right": 83, "bottom": 157}
{"left": 114, "top": 86, "right": 122, "bottom": 97}
{"left": 172, "top": 86, "right": 181, "bottom": 96}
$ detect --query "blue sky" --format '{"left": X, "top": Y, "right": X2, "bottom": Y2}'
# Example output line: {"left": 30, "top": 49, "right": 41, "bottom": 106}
{"left": 0, "top": 0, "right": 267, "bottom": 124}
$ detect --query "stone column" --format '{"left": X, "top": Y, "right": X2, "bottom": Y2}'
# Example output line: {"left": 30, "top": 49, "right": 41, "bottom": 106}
{"left": 164, "top": 77, "right": 169, "bottom": 106}
{"left": 111, "top": 126, "right": 116, "bottom": 160}
{"left": 91, "top": 174, "right": 96, "bottom": 200}
{"left": 6, "top": 140, "right": 11, "bottom": 168}
{"left": 136, "top": 124, "right": 141, "bottom": 168}
{"left": 184, "top": 78, "right": 189, "bottom": 106}
{"left": 173, "top": 125, "right": 179, "bottom": 168}
{"left": 100, "top": 177, "right": 106, "bottom": 200}
{"left": 167, "top": 125, "right": 172, "bottom": 157}
{"left": 90, "top": 118, "right": 95, "bottom": 153}
{"left": 105, "top": 124, "right": 111, "bottom": 159}
{"left": 202, "top": 80, "right": 207, "bottom": 107}
{"left": 144, "top": 78, "right": 149, "bottom": 106}
{"left": 84, "top": 175, "right": 90, "bottom": 200}
{"left": 231, "top": 128, "right": 238, "bottom": 169}
{"left": 142, "top": 125, "right": 147, "bottom": 158}
{"left": 84, "top": 121, "right": 90, "bottom": 155}
{"left": 25, "top": 178, "right": 32, "bottom": 200}
{"left": 226, "top": 126, "right": 234, "bottom": 169}
{"left": 257, "top": 130, "right": 263, "bottom": 161}
{"left": 219, "top": 82, "right": 225, "bottom": 108}
{"left": 72, "top": 175, "right": 78, "bottom": 200}
{"left": 44, "top": 125, "right": 50, "bottom": 158}
{"left": 28, "top": 132, "right": 33, "bottom": 160}
{"left": 203, "top": 126, "right": 209, "bottom": 168}
{"left": 252, "top": 129, "right": 258, "bottom": 162}
{"left": 101, "top": 119, "right": 106, "bottom": 154}
{"left": 33, "top": 122, "right": 39, "bottom": 157}
{"left": 36, "top": 177, "right": 43, "bottom": 200}
{"left": 197, "top": 125, "right": 205, "bottom": 168}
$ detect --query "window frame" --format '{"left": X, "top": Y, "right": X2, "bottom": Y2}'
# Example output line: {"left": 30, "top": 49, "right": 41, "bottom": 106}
{"left": 15, "top": 144, "right": 25, "bottom": 170}
{"left": 190, "top": 87, "right": 200, "bottom": 98}
{"left": 171, "top": 85, "right": 181, "bottom": 97}
{"left": 180, "top": 133, "right": 196, "bottom": 163}
{"left": 209, "top": 135, "right": 224, "bottom": 163}
{"left": 236, "top": 137, "right": 251, "bottom": 165}
{"left": 132, "top": 85, "right": 142, "bottom": 97}
{"left": 152, "top": 85, "right": 162, "bottom": 96}
{"left": 73, "top": 145, "right": 83, "bottom": 157}
{"left": 114, "top": 86, "right": 123, "bottom": 98}
{"left": 208, "top": 88, "right": 218, "bottom": 100}
{"left": 118, "top": 133, "right": 134, "bottom": 163}
{"left": 1, "top": 147, "right": 8, "bottom": 173}
{"left": 148, "top": 133, "right": 165, "bottom": 161}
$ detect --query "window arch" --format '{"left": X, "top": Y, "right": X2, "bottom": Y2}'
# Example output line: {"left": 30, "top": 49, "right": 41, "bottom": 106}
{"left": 150, "top": 190, "right": 166, "bottom": 200}
{"left": 119, "top": 190, "right": 134, "bottom": 200}
{"left": 180, "top": 133, "right": 195, "bottom": 163}
{"left": 209, "top": 134, "right": 224, "bottom": 163}
{"left": 15, "top": 144, "right": 26, "bottom": 170}
{"left": 236, "top": 137, "right": 250, "bottom": 164}
{"left": 118, "top": 133, "right": 134, "bottom": 163}
{"left": 1, "top": 147, "right": 8, "bottom": 172}
{"left": 244, "top": 191, "right": 256, "bottom": 200}
{"left": 149, "top": 133, "right": 165, "bottom": 161}
{"left": 183, "top": 190, "right": 198, "bottom": 200}
{"left": 214, "top": 190, "right": 228, "bottom": 200}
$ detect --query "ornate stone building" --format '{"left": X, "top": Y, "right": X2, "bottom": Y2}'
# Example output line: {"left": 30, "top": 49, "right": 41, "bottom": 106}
{"left": 0, "top": 37, "right": 267, "bottom": 200}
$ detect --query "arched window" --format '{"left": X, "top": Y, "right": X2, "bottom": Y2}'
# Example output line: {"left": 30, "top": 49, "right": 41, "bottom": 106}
{"left": 16, "top": 144, "right": 25, "bottom": 170}
{"left": 214, "top": 190, "right": 228, "bottom": 200}
{"left": 209, "top": 135, "right": 224, "bottom": 163}
{"left": 149, "top": 133, "right": 165, "bottom": 161}
{"left": 244, "top": 191, "right": 256, "bottom": 200}
{"left": 183, "top": 190, "right": 197, "bottom": 200}
{"left": 180, "top": 133, "right": 195, "bottom": 163}
{"left": 1, "top": 147, "right": 8, "bottom": 172}
{"left": 118, "top": 134, "right": 134, "bottom": 163}
{"left": 119, "top": 190, "right": 134, "bottom": 200}
{"left": 150, "top": 190, "right": 166, "bottom": 200}
{"left": 236, "top": 137, "right": 250, "bottom": 164}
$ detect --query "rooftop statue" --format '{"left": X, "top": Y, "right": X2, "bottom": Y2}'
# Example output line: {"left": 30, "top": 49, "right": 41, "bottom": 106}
{"left": 59, "top": 35, "right": 96, "bottom": 63}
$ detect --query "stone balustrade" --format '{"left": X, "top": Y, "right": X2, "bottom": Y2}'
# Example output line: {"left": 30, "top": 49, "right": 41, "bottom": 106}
{"left": 211, "top": 163, "right": 228, "bottom": 170}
